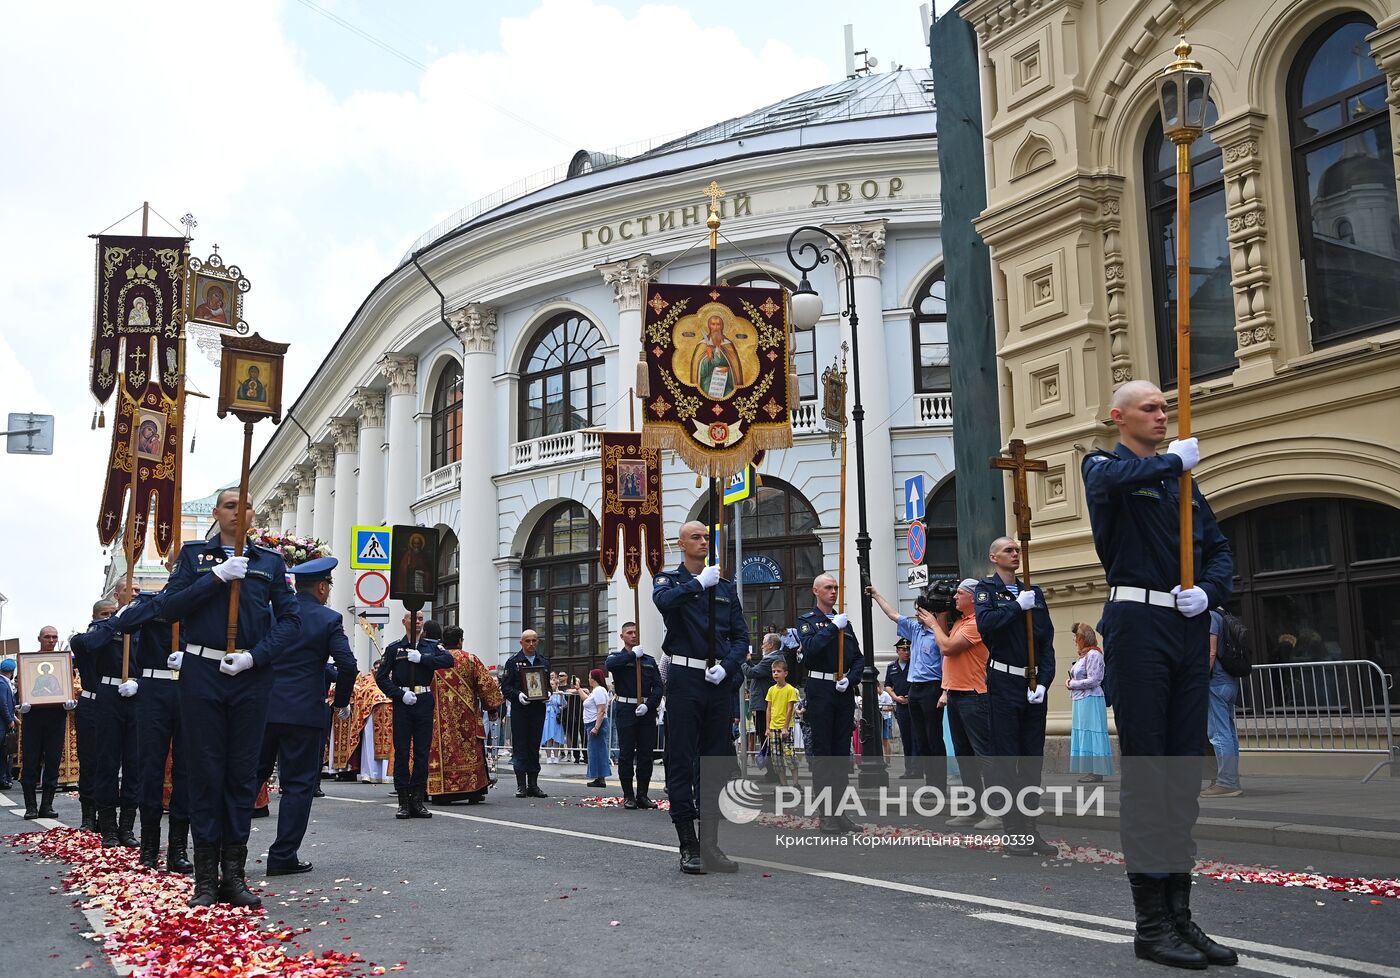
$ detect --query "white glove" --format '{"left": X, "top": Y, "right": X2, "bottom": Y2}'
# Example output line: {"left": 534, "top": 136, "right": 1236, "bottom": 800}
{"left": 167, "top": 651, "right": 184, "bottom": 671}
{"left": 118, "top": 679, "right": 139, "bottom": 697}
{"left": 407, "top": 649, "right": 422, "bottom": 664}
{"left": 696, "top": 564, "right": 721, "bottom": 589}
{"left": 1015, "top": 589, "right": 1036, "bottom": 611}
{"left": 401, "top": 690, "right": 418, "bottom": 706}
{"left": 635, "top": 703, "right": 649, "bottom": 717}
{"left": 633, "top": 646, "right": 645, "bottom": 658}
{"left": 1167, "top": 437, "right": 1200, "bottom": 472}
{"left": 212, "top": 556, "right": 248, "bottom": 583}
{"left": 336, "top": 705, "right": 351, "bottom": 721}
{"left": 831, "top": 613, "right": 849, "bottom": 630}
{"left": 705, "top": 664, "right": 726, "bottom": 685}
{"left": 1171, "top": 585, "right": 1208, "bottom": 618}
{"left": 219, "top": 651, "right": 254, "bottom": 676}
{"left": 18, "top": 701, "right": 31, "bottom": 714}
{"left": 1027, "top": 684, "right": 1047, "bottom": 704}
{"left": 518, "top": 692, "right": 530, "bottom": 705}
{"left": 835, "top": 677, "right": 850, "bottom": 692}
{"left": 780, "top": 628, "right": 800, "bottom": 650}
{"left": 63, "top": 699, "right": 77, "bottom": 711}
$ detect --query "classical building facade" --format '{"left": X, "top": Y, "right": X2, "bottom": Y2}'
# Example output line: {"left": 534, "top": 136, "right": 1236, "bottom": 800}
{"left": 949, "top": 0, "right": 1400, "bottom": 703}
{"left": 249, "top": 69, "right": 953, "bottom": 674}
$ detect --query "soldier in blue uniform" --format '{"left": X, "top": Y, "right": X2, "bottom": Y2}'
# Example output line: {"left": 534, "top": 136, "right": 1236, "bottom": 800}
{"left": 653, "top": 520, "right": 748, "bottom": 875}
{"left": 74, "top": 598, "right": 117, "bottom": 832}
{"left": 376, "top": 610, "right": 454, "bottom": 818}
{"left": 604, "top": 621, "right": 663, "bottom": 809}
{"left": 499, "top": 629, "right": 550, "bottom": 799}
{"left": 972, "top": 537, "right": 1057, "bottom": 857}
{"left": 791, "top": 574, "right": 862, "bottom": 833}
{"left": 255, "top": 557, "right": 357, "bottom": 874}
{"left": 1082, "top": 380, "right": 1236, "bottom": 970}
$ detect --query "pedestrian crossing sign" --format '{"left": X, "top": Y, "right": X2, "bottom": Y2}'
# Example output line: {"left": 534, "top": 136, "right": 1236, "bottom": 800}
{"left": 723, "top": 465, "right": 753, "bottom": 505}
{"left": 351, "top": 525, "right": 392, "bottom": 570}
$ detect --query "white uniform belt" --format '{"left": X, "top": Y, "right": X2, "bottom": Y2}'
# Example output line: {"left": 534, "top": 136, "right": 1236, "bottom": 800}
{"left": 99, "top": 676, "right": 123, "bottom": 686}
{"left": 403, "top": 685, "right": 432, "bottom": 694}
{"left": 670, "top": 656, "right": 712, "bottom": 670}
{"left": 141, "top": 669, "right": 177, "bottom": 680}
{"left": 989, "top": 659, "right": 1028, "bottom": 677}
{"left": 807, "top": 671, "right": 838, "bottom": 682}
{"left": 616, "top": 696, "right": 640, "bottom": 704}
{"left": 1109, "top": 586, "right": 1177, "bottom": 608}
{"left": 80, "top": 689, "right": 96, "bottom": 700}
{"left": 185, "top": 643, "right": 233, "bottom": 659}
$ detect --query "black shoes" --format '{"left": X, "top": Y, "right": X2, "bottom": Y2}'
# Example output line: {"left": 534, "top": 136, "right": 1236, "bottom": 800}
{"left": 117, "top": 807, "right": 140, "bottom": 847}
{"left": 188, "top": 847, "right": 221, "bottom": 907}
{"left": 266, "top": 859, "right": 314, "bottom": 876}
{"left": 526, "top": 775, "right": 548, "bottom": 798}
{"left": 38, "top": 786, "right": 59, "bottom": 819}
{"left": 395, "top": 791, "right": 414, "bottom": 819}
{"left": 98, "top": 808, "right": 121, "bottom": 848}
{"left": 21, "top": 784, "right": 39, "bottom": 820}
{"left": 622, "top": 795, "right": 638, "bottom": 809}
{"left": 409, "top": 788, "right": 433, "bottom": 818}
{"left": 167, "top": 819, "right": 194, "bottom": 874}
{"left": 587, "top": 778, "right": 606, "bottom": 788}
{"left": 635, "top": 795, "right": 659, "bottom": 810}
{"left": 1166, "top": 874, "right": 1238, "bottom": 966}
{"left": 819, "top": 815, "right": 858, "bottom": 834}
{"left": 675, "top": 820, "right": 705, "bottom": 875}
{"left": 79, "top": 799, "right": 97, "bottom": 832}
{"left": 698, "top": 819, "right": 738, "bottom": 873}
{"left": 251, "top": 805, "right": 270, "bottom": 819}
{"left": 139, "top": 818, "right": 162, "bottom": 869}
{"left": 217, "top": 844, "right": 262, "bottom": 908}
{"left": 1130, "top": 875, "right": 1209, "bottom": 970}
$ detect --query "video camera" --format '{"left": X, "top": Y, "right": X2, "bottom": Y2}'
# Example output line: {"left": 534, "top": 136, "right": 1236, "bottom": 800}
{"left": 915, "top": 577, "right": 961, "bottom": 616}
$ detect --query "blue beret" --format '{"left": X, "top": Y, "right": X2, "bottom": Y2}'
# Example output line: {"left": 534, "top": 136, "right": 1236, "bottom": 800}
{"left": 290, "top": 556, "right": 337, "bottom": 582}
{"left": 0, "top": 658, "right": 14, "bottom": 672}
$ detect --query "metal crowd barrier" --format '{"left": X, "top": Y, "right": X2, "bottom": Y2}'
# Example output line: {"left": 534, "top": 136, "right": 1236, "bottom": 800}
{"left": 1234, "top": 659, "right": 1398, "bottom": 781}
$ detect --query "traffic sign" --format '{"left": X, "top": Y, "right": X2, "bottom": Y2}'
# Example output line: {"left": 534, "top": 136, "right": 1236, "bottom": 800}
{"left": 906, "top": 565, "right": 929, "bottom": 590}
{"left": 5, "top": 413, "right": 54, "bottom": 456}
{"left": 723, "top": 465, "right": 753, "bottom": 505}
{"left": 356, "top": 607, "right": 390, "bottom": 626}
{"left": 904, "top": 475, "right": 925, "bottom": 522}
{"left": 907, "top": 519, "right": 927, "bottom": 565}
{"left": 351, "top": 525, "right": 391, "bottom": 570}
{"left": 355, "top": 570, "right": 389, "bottom": 607}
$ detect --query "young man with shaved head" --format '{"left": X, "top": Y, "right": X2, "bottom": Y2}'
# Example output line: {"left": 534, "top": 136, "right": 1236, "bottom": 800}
{"left": 1082, "top": 379, "right": 1236, "bottom": 969}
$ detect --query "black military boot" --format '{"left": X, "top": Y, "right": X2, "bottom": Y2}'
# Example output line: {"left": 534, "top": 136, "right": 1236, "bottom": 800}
{"left": 514, "top": 773, "right": 528, "bottom": 798}
{"left": 1130, "top": 875, "right": 1208, "bottom": 970}
{"left": 79, "top": 799, "right": 97, "bottom": 832}
{"left": 166, "top": 819, "right": 194, "bottom": 874}
{"left": 138, "top": 818, "right": 162, "bottom": 869}
{"left": 217, "top": 844, "right": 262, "bottom": 908}
{"left": 698, "top": 819, "right": 738, "bottom": 873}
{"left": 675, "top": 820, "right": 705, "bottom": 875}
{"left": 526, "top": 774, "right": 548, "bottom": 799}
{"left": 409, "top": 787, "right": 433, "bottom": 818}
{"left": 21, "top": 784, "right": 39, "bottom": 819}
{"left": 117, "top": 807, "right": 140, "bottom": 847}
{"left": 635, "top": 781, "right": 658, "bottom": 809}
{"left": 38, "top": 786, "right": 59, "bottom": 819}
{"left": 621, "top": 775, "right": 637, "bottom": 809}
{"left": 1166, "top": 874, "right": 1238, "bottom": 966}
{"left": 98, "top": 807, "right": 121, "bottom": 848}
{"left": 395, "top": 791, "right": 413, "bottom": 819}
{"left": 187, "top": 846, "right": 221, "bottom": 907}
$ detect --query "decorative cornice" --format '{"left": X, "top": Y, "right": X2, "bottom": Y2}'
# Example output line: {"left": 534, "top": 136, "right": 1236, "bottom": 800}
{"left": 294, "top": 467, "right": 316, "bottom": 495}
{"left": 309, "top": 444, "right": 336, "bottom": 478}
{"left": 595, "top": 254, "right": 654, "bottom": 312}
{"left": 378, "top": 353, "right": 418, "bottom": 396}
{"left": 826, "top": 220, "right": 886, "bottom": 278}
{"left": 449, "top": 303, "right": 499, "bottom": 354}
{"left": 352, "top": 387, "right": 386, "bottom": 428}
{"left": 330, "top": 416, "right": 359, "bottom": 455}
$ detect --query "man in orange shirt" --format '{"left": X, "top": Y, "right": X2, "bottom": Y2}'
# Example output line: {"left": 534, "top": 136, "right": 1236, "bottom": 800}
{"left": 927, "top": 579, "right": 994, "bottom": 828}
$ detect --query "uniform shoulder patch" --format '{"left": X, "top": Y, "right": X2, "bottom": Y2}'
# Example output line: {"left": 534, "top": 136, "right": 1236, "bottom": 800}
{"left": 800, "top": 624, "right": 812, "bottom": 634}
{"left": 654, "top": 575, "right": 670, "bottom": 586}
{"left": 976, "top": 590, "right": 989, "bottom": 602}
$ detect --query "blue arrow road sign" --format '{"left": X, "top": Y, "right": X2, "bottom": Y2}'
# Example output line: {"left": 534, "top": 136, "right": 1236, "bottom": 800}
{"left": 905, "top": 475, "right": 925, "bottom": 522}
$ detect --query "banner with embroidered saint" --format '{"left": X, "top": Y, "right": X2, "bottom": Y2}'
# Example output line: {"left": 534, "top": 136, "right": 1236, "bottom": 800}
{"left": 599, "top": 432, "right": 664, "bottom": 588}
{"left": 90, "top": 235, "right": 187, "bottom": 405}
{"left": 97, "top": 384, "right": 181, "bottom": 558}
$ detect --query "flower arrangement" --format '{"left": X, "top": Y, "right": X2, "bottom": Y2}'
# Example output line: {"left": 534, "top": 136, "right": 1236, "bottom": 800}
{"left": 247, "top": 527, "right": 332, "bottom": 567}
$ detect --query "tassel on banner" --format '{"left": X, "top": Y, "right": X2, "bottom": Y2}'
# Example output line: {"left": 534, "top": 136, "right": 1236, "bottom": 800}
{"left": 90, "top": 408, "right": 98, "bottom": 431}
{"left": 98, "top": 407, "right": 105, "bottom": 429}
{"left": 788, "top": 368, "right": 801, "bottom": 410}
{"left": 635, "top": 353, "right": 650, "bottom": 398}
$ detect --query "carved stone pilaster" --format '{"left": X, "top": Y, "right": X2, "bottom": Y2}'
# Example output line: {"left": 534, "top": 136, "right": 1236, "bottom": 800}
{"left": 294, "top": 467, "right": 316, "bottom": 496}
{"left": 330, "top": 417, "right": 359, "bottom": 455}
{"left": 309, "top": 444, "right": 335, "bottom": 478}
{"left": 596, "top": 254, "right": 654, "bottom": 312}
{"left": 378, "top": 353, "right": 418, "bottom": 396}
{"left": 826, "top": 220, "right": 887, "bottom": 277}
{"left": 1090, "top": 175, "right": 1134, "bottom": 386}
{"left": 352, "top": 387, "right": 386, "bottom": 428}
{"left": 1367, "top": 17, "right": 1400, "bottom": 209}
{"left": 448, "top": 303, "right": 498, "bottom": 354}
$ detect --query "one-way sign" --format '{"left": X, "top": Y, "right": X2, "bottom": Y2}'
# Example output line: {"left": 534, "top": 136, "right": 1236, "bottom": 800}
{"left": 904, "top": 475, "right": 925, "bottom": 522}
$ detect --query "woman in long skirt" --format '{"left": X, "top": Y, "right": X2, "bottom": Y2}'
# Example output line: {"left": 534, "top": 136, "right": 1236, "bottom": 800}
{"left": 1066, "top": 622, "right": 1114, "bottom": 781}
{"left": 583, "top": 669, "right": 612, "bottom": 788}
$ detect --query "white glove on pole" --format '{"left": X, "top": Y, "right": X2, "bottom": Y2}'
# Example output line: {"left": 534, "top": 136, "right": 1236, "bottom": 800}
{"left": 635, "top": 703, "right": 649, "bottom": 717}
{"left": 407, "top": 649, "right": 422, "bottom": 664}
{"left": 212, "top": 556, "right": 249, "bottom": 583}
{"left": 401, "top": 690, "right": 418, "bottom": 706}
{"left": 1167, "top": 437, "right": 1201, "bottom": 472}
{"left": 167, "top": 651, "right": 184, "bottom": 671}
{"left": 1027, "top": 684, "right": 1047, "bottom": 705}
{"left": 1171, "top": 585, "right": 1209, "bottom": 618}
{"left": 219, "top": 651, "right": 254, "bottom": 676}
{"left": 704, "top": 664, "right": 726, "bottom": 685}
{"left": 835, "top": 677, "right": 850, "bottom": 692}
{"left": 832, "top": 613, "right": 849, "bottom": 630}
{"left": 518, "top": 692, "right": 530, "bottom": 705}
{"left": 697, "top": 564, "right": 721, "bottom": 589}
{"left": 118, "top": 679, "right": 139, "bottom": 697}
{"left": 336, "top": 705, "right": 351, "bottom": 721}
{"left": 1015, "top": 589, "right": 1036, "bottom": 611}
{"left": 633, "top": 647, "right": 645, "bottom": 658}
{"left": 63, "top": 699, "right": 77, "bottom": 711}
{"left": 18, "top": 702, "right": 31, "bottom": 714}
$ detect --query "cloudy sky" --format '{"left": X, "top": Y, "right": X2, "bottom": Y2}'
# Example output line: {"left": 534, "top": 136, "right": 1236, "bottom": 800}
{"left": 0, "top": 0, "right": 952, "bottom": 644}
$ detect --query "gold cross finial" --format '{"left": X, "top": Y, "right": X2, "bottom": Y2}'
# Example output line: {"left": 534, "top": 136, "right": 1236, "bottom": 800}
{"left": 703, "top": 181, "right": 725, "bottom": 208}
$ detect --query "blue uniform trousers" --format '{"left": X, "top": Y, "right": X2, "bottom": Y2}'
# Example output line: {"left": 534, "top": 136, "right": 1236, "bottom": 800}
{"left": 662, "top": 679, "right": 737, "bottom": 823}
{"left": 391, "top": 694, "right": 435, "bottom": 790}
{"left": 510, "top": 702, "right": 545, "bottom": 777}
{"left": 91, "top": 686, "right": 140, "bottom": 809}
{"left": 177, "top": 655, "right": 273, "bottom": 848}
{"left": 257, "top": 722, "right": 322, "bottom": 865}
{"left": 137, "top": 678, "right": 187, "bottom": 823}
{"left": 20, "top": 707, "right": 66, "bottom": 789}
{"left": 893, "top": 706, "right": 914, "bottom": 773}
{"left": 984, "top": 670, "right": 1046, "bottom": 831}
{"left": 75, "top": 697, "right": 96, "bottom": 802}
{"left": 612, "top": 710, "right": 656, "bottom": 794}
{"left": 1101, "top": 603, "right": 1209, "bottom": 875}
{"left": 804, "top": 680, "right": 855, "bottom": 798}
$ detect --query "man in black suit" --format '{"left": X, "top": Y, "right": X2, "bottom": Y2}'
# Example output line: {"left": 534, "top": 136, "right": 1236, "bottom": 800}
{"left": 499, "top": 630, "right": 549, "bottom": 799}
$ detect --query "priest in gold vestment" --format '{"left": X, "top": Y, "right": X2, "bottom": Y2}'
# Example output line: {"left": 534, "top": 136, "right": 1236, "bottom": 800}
{"left": 425, "top": 625, "right": 504, "bottom": 803}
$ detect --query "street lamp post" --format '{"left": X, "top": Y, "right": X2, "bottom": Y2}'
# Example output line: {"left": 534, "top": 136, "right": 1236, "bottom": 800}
{"left": 787, "top": 225, "right": 888, "bottom": 789}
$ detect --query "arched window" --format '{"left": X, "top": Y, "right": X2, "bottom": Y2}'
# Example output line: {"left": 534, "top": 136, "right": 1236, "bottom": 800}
{"left": 924, "top": 477, "right": 958, "bottom": 579}
{"left": 519, "top": 313, "right": 607, "bottom": 441}
{"left": 726, "top": 271, "right": 815, "bottom": 400}
{"left": 910, "top": 267, "right": 950, "bottom": 393}
{"left": 434, "top": 530, "right": 459, "bottom": 628}
{"left": 429, "top": 362, "right": 463, "bottom": 470}
{"left": 1288, "top": 14, "right": 1399, "bottom": 343}
{"left": 522, "top": 502, "right": 607, "bottom": 677}
{"left": 1145, "top": 99, "right": 1236, "bottom": 383}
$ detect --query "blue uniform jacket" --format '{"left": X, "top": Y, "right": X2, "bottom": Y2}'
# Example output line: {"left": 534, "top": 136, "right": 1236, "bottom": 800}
{"left": 794, "top": 607, "right": 863, "bottom": 692}
{"left": 269, "top": 592, "right": 358, "bottom": 727}
{"left": 70, "top": 616, "right": 123, "bottom": 681}
{"left": 652, "top": 563, "right": 749, "bottom": 687}
{"left": 0, "top": 677, "right": 15, "bottom": 725}
{"left": 884, "top": 659, "right": 912, "bottom": 702}
{"left": 604, "top": 649, "right": 663, "bottom": 719}
{"left": 375, "top": 637, "right": 454, "bottom": 702}
{"left": 1081, "top": 443, "right": 1233, "bottom": 609}
{"left": 498, "top": 650, "right": 551, "bottom": 706}
{"left": 972, "top": 576, "right": 1056, "bottom": 689}
{"left": 74, "top": 598, "right": 175, "bottom": 677}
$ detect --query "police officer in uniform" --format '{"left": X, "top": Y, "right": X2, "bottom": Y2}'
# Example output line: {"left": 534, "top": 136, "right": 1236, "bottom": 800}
{"left": 499, "top": 629, "right": 549, "bottom": 799}
{"left": 256, "top": 556, "right": 357, "bottom": 874}
{"left": 791, "top": 573, "right": 862, "bottom": 833}
{"left": 884, "top": 637, "right": 916, "bottom": 777}
{"left": 973, "top": 537, "right": 1057, "bottom": 857}
{"left": 653, "top": 520, "right": 748, "bottom": 874}
{"left": 376, "top": 611, "right": 454, "bottom": 818}
{"left": 18, "top": 626, "right": 75, "bottom": 820}
{"left": 604, "top": 621, "right": 663, "bottom": 809}
{"left": 74, "top": 599, "right": 117, "bottom": 832}
{"left": 1082, "top": 380, "right": 1236, "bottom": 969}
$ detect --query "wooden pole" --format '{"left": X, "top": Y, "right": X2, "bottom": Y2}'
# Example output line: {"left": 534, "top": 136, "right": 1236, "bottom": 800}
{"left": 1175, "top": 138, "right": 1195, "bottom": 590}
{"left": 119, "top": 386, "right": 141, "bottom": 682}
{"left": 990, "top": 440, "right": 1048, "bottom": 691}
{"left": 225, "top": 422, "right": 255, "bottom": 654}
{"left": 629, "top": 390, "right": 641, "bottom": 695}
{"left": 836, "top": 424, "right": 848, "bottom": 679}
{"left": 169, "top": 264, "right": 189, "bottom": 657}
{"left": 1019, "top": 530, "right": 1036, "bottom": 691}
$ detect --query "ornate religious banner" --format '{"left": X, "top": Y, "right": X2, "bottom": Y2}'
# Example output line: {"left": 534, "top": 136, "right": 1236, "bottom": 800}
{"left": 97, "top": 382, "right": 182, "bottom": 557}
{"left": 599, "top": 432, "right": 664, "bottom": 587}
{"left": 640, "top": 282, "right": 794, "bottom": 476}
{"left": 89, "top": 235, "right": 187, "bottom": 406}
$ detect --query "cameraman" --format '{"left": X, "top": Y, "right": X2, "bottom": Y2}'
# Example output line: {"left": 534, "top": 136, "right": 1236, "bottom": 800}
{"left": 866, "top": 584, "right": 946, "bottom": 792}
{"left": 925, "top": 580, "right": 994, "bottom": 828}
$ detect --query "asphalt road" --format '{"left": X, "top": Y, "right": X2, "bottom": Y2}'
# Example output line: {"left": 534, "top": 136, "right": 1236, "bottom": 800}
{"left": 3, "top": 777, "right": 1397, "bottom": 978}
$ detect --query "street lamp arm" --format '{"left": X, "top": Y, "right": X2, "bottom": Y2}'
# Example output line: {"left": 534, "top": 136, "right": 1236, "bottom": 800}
{"left": 785, "top": 226, "right": 857, "bottom": 320}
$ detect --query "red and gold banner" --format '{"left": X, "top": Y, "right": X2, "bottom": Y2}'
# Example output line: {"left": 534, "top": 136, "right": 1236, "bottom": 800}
{"left": 641, "top": 282, "right": 794, "bottom": 477}
{"left": 600, "top": 432, "right": 664, "bottom": 587}
{"left": 97, "top": 383, "right": 181, "bottom": 558}
{"left": 90, "top": 235, "right": 187, "bottom": 405}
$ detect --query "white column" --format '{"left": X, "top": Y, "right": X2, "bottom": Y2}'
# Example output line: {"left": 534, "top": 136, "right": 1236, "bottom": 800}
{"left": 596, "top": 254, "right": 665, "bottom": 650}
{"left": 352, "top": 387, "right": 387, "bottom": 667}
{"left": 310, "top": 444, "right": 336, "bottom": 545}
{"left": 379, "top": 353, "right": 419, "bottom": 632}
{"left": 831, "top": 220, "right": 898, "bottom": 653}
{"left": 294, "top": 468, "right": 315, "bottom": 537}
{"left": 330, "top": 417, "right": 360, "bottom": 641}
{"left": 448, "top": 304, "right": 500, "bottom": 657}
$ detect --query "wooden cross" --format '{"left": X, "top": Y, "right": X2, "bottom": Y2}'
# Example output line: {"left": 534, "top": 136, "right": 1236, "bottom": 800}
{"left": 990, "top": 438, "right": 1048, "bottom": 690}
